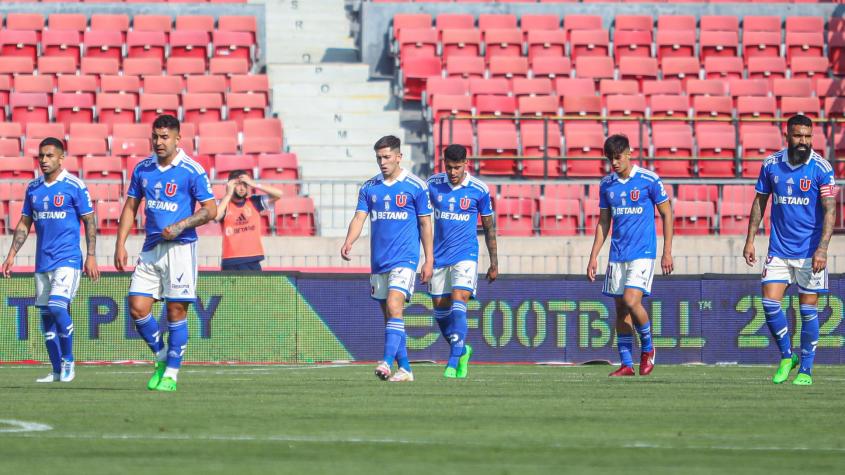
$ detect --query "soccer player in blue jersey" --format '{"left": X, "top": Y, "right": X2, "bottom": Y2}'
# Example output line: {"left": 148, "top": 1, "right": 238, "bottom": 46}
{"left": 2, "top": 138, "right": 99, "bottom": 383}
{"left": 587, "top": 135, "right": 674, "bottom": 377}
{"left": 341, "top": 135, "right": 433, "bottom": 382}
{"left": 743, "top": 114, "right": 836, "bottom": 386}
{"left": 427, "top": 145, "right": 497, "bottom": 378}
{"left": 114, "top": 115, "right": 216, "bottom": 392}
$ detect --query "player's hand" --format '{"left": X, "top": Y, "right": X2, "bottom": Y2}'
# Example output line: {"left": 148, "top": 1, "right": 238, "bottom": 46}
{"left": 162, "top": 223, "right": 184, "bottom": 240}
{"left": 239, "top": 174, "right": 255, "bottom": 187}
{"left": 225, "top": 179, "right": 238, "bottom": 195}
{"left": 340, "top": 242, "right": 353, "bottom": 261}
{"left": 486, "top": 264, "right": 498, "bottom": 283}
{"left": 587, "top": 258, "right": 598, "bottom": 282}
{"left": 661, "top": 253, "right": 674, "bottom": 275}
{"left": 85, "top": 255, "right": 100, "bottom": 282}
{"left": 2, "top": 256, "right": 14, "bottom": 278}
{"left": 812, "top": 248, "right": 828, "bottom": 273}
{"left": 114, "top": 246, "right": 128, "bottom": 272}
{"left": 420, "top": 261, "right": 433, "bottom": 284}
{"left": 743, "top": 241, "right": 756, "bottom": 267}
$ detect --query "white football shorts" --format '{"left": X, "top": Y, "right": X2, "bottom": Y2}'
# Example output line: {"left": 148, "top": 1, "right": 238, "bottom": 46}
{"left": 603, "top": 259, "right": 655, "bottom": 297}
{"left": 129, "top": 241, "right": 198, "bottom": 301}
{"left": 429, "top": 260, "right": 478, "bottom": 298}
{"left": 35, "top": 267, "right": 81, "bottom": 307}
{"left": 370, "top": 266, "right": 416, "bottom": 301}
{"left": 762, "top": 256, "right": 828, "bottom": 294}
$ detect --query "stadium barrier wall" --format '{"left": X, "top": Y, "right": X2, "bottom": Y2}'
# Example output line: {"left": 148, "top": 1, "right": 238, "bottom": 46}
{"left": 2, "top": 272, "right": 844, "bottom": 365}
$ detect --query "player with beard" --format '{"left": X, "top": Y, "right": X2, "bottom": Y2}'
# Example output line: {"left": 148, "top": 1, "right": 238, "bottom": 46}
{"left": 215, "top": 170, "right": 285, "bottom": 271}
{"left": 743, "top": 114, "right": 837, "bottom": 386}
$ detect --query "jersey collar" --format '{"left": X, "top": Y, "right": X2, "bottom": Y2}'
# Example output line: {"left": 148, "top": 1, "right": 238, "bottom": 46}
{"left": 449, "top": 172, "right": 472, "bottom": 191}
{"left": 156, "top": 149, "right": 186, "bottom": 172}
{"left": 382, "top": 168, "right": 408, "bottom": 186}
{"left": 782, "top": 148, "right": 813, "bottom": 170}
{"left": 614, "top": 165, "right": 640, "bottom": 184}
{"left": 43, "top": 169, "right": 68, "bottom": 187}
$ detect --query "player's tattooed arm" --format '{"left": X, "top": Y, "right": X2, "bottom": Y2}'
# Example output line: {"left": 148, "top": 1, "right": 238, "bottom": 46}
{"left": 481, "top": 214, "right": 498, "bottom": 282}
{"left": 812, "top": 196, "right": 837, "bottom": 272}
{"left": 743, "top": 193, "right": 768, "bottom": 266}
{"left": 2, "top": 216, "right": 32, "bottom": 277}
{"left": 165, "top": 199, "right": 217, "bottom": 239}
{"left": 81, "top": 213, "right": 97, "bottom": 256}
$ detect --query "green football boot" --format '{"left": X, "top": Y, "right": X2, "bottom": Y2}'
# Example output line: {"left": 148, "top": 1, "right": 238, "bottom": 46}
{"left": 146, "top": 360, "right": 167, "bottom": 390}
{"left": 792, "top": 373, "right": 813, "bottom": 386}
{"left": 444, "top": 367, "right": 458, "bottom": 378}
{"left": 456, "top": 344, "right": 473, "bottom": 379}
{"left": 772, "top": 354, "right": 799, "bottom": 384}
{"left": 154, "top": 376, "right": 178, "bottom": 392}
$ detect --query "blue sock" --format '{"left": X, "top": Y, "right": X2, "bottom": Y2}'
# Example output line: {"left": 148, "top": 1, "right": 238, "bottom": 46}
{"left": 447, "top": 301, "right": 468, "bottom": 369}
{"left": 799, "top": 304, "right": 819, "bottom": 375}
{"left": 762, "top": 298, "right": 792, "bottom": 359}
{"left": 434, "top": 307, "right": 452, "bottom": 342}
{"left": 134, "top": 313, "right": 165, "bottom": 356}
{"left": 166, "top": 320, "right": 189, "bottom": 370}
{"left": 396, "top": 332, "right": 412, "bottom": 372}
{"left": 635, "top": 321, "right": 653, "bottom": 352}
{"left": 40, "top": 308, "right": 61, "bottom": 374}
{"left": 618, "top": 334, "right": 634, "bottom": 368}
{"left": 383, "top": 318, "right": 404, "bottom": 368}
{"left": 48, "top": 297, "right": 74, "bottom": 363}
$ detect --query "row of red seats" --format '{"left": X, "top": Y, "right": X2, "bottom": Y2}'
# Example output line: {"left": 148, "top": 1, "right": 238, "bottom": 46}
{"left": 0, "top": 13, "right": 256, "bottom": 38}
{"left": 0, "top": 56, "right": 251, "bottom": 79}
{"left": 0, "top": 195, "right": 315, "bottom": 237}
{"left": 0, "top": 118, "right": 283, "bottom": 161}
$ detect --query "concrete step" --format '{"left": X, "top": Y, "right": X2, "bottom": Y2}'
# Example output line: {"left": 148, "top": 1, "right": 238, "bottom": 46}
{"left": 294, "top": 145, "right": 412, "bottom": 162}
{"left": 267, "top": 45, "right": 359, "bottom": 65}
{"left": 300, "top": 161, "right": 375, "bottom": 180}
{"left": 273, "top": 81, "right": 390, "bottom": 98}
{"left": 277, "top": 111, "right": 401, "bottom": 129}
{"left": 274, "top": 95, "right": 392, "bottom": 114}
{"left": 285, "top": 127, "right": 405, "bottom": 146}
{"left": 267, "top": 64, "right": 371, "bottom": 84}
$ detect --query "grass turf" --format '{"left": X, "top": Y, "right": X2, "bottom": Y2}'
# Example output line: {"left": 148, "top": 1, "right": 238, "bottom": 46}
{"left": 1, "top": 364, "right": 845, "bottom": 474}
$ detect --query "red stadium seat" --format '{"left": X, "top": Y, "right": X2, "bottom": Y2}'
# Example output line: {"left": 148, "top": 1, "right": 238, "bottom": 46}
{"left": 476, "top": 122, "right": 518, "bottom": 176}
{"left": 606, "top": 94, "right": 647, "bottom": 127}
{"left": 274, "top": 197, "right": 316, "bottom": 236}
{"left": 37, "top": 56, "right": 77, "bottom": 82}
{"left": 700, "top": 31, "right": 739, "bottom": 63}
{"left": 697, "top": 130, "right": 737, "bottom": 178}
{"left": 402, "top": 56, "right": 442, "bottom": 100}
{"left": 484, "top": 28, "right": 523, "bottom": 62}
{"left": 54, "top": 93, "right": 95, "bottom": 126}
{"left": 614, "top": 29, "right": 653, "bottom": 61}
{"left": 170, "top": 30, "right": 211, "bottom": 66}
{"left": 573, "top": 56, "right": 614, "bottom": 83}
{"left": 570, "top": 29, "right": 610, "bottom": 64}
{"left": 554, "top": 78, "right": 596, "bottom": 98}
{"left": 212, "top": 30, "right": 254, "bottom": 67}
{"left": 187, "top": 74, "right": 228, "bottom": 96}
{"left": 773, "top": 78, "right": 813, "bottom": 110}
{"left": 495, "top": 197, "right": 535, "bottom": 237}
{"left": 96, "top": 93, "right": 137, "bottom": 124}
{"left": 440, "top": 28, "right": 482, "bottom": 62}
{"left": 434, "top": 14, "right": 473, "bottom": 39}
{"left": 479, "top": 14, "right": 517, "bottom": 32}
{"left": 230, "top": 74, "right": 270, "bottom": 103}
{"left": 257, "top": 153, "right": 299, "bottom": 181}
{"left": 530, "top": 56, "right": 571, "bottom": 80}
{"left": 656, "top": 29, "right": 695, "bottom": 64}
{"left": 90, "top": 14, "right": 130, "bottom": 42}
{"left": 661, "top": 57, "right": 700, "bottom": 86}
{"left": 563, "top": 14, "right": 602, "bottom": 36}
{"left": 57, "top": 75, "right": 98, "bottom": 102}
{"left": 85, "top": 183, "right": 122, "bottom": 203}
{"left": 562, "top": 95, "right": 601, "bottom": 120}
{"left": 0, "top": 29, "right": 38, "bottom": 63}
{"left": 133, "top": 14, "right": 172, "bottom": 35}
{"left": 394, "top": 13, "right": 433, "bottom": 43}
{"left": 488, "top": 56, "right": 529, "bottom": 83}
{"left": 538, "top": 198, "right": 580, "bottom": 236}
{"left": 83, "top": 30, "right": 123, "bottom": 62}
{"left": 643, "top": 79, "right": 683, "bottom": 100}
{"left": 213, "top": 154, "right": 257, "bottom": 180}
{"left": 42, "top": 30, "right": 82, "bottom": 64}
{"left": 71, "top": 138, "right": 109, "bottom": 159}
{"left": 728, "top": 78, "right": 769, "bottom": 107}
{"left": 785, "top": 31, "right": 824, "bottom": 65}
{"left": 521, "top": 14, "right": 560, "bottom": 39}
{"left": 82, "top": 156, "right": 123, "bottom": 181}
{"left": 10, "top": 92, "right": 49, "bottom": 123}
{"left": 226, "top": 93, "right": 266, "bottom": 127}
{"left": 520, "top": 121, "right": 562, "bottom": 178}
{"left": 167, "top": 57, "right": 207, "bottom": 77}
{"left": 96, "top": 200, "right": 123, "bottom": 235}
{"left": 781, "top": 96, "right": 821, "bottom": 119}
{"left": 0, "top": 158, "right": 36, "bottom": 179}
{"left": 563, "top": 130, "right": 604, "bottom": 177}
{"left": 243, "top": 118, "right": 283, "bottom": 152}
{"left": 175, "top": 15, "right": 215, "bottom": 33}
{"left": 685, "top": 79, "right": 727, "bottom": 99}
{"left": 445, "top": 56, "right": 484, "bottom": 79}
{"left": 790, "top": 56, "right": 829, "bottom": 85}
{"left": 518, "top": 95, "right": 559, "bottom": 117}
{"left": 100, "top": 75, "right": 141, "bottom": 99}
{"left": 704, "top": 56, "right": 743, "bottom": 80}
{"left": 123, "top": 58, "right": 163, "bottom": 77}
{"left": 476, "top": 94, "right": 516, "bottom": 116}
{"left": 0, "top": 57, "right": 34, "bottom": 77}
{"left": 81, "top": 57, "right": 120, "bottom": 80}
{"left": 526, "top": 29, "right": 566, "bottom": 62}
{"left": 13, "top": 74, "right": 53, "bottom": 96}
{"left": 652, "top": 129, "right": 694, "bottom": 178}
{"left": 127, "top": 30, "right": 167, "bottom": 63}
{"left": 600, "top": 79, "right": 638, "bottom": 99}
{"left": 139, "top": 94, "right": 179, "bottom": 123}
{"left": 143, "top": 75, "right": 184, "bottom": 95}
{"left": 618, "top": 57, "right": 658, "bottom": 89}
{"left": 673, "top": 200, "right": 716, "bottom": 235}
{"left": 649, "top": 94, "right": 690, "bottom": 122}
{"left": 218, "top": 16, "right": 258, "bottom": 45}
{"left": 396, "top": 27, "right": 437, "bottom": 65}
{"left": 183, "top": 92, "right": 224, "bottom": 124}
{"left": 740, "top": 128, "right": 783, "bottom": 178}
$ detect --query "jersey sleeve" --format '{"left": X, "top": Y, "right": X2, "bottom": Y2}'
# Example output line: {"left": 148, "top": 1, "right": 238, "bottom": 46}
{"left": 191, "top": 169, "right": 214, "bottom": 202}
{"left": 127, "top": 166, "right": 142, "bottom": 199}
{"left": 415, "top": 184, "right": 432, "bottom": 216}
{"left": 21, "top": 186, "right": 32, "bottom": 217}
{"left": 478, "top": 189, "right": 494, "bottom": 216}
{"left": 598, "top": 181, "right": 609, "bottom": 209}
{"left": 818, "top": 164, "right": 837, "bottom": 198}
{"left": 754, "top": 162, "right": 772, "bottom": 195}
{"left": 650, "top": 176, "right": 669, "bottom": 205}
{"left": 355, "top": 184, "right": 370, "bottom": 214}
{"left": 76, "top": 184, "right": 94, "bottom": 216}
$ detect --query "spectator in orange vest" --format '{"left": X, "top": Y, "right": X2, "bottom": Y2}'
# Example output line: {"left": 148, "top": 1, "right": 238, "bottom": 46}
{"left": 215, "top": 170, "right": 284, "bottom": 271}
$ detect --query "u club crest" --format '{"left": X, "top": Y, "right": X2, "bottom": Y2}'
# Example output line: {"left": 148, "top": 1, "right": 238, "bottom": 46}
{"left": 395, "top": 193, "right": 407, "bottom": 207}
{"left": 799, "top": 178, "right": 811, "bottom": 192}
{"left": 459, "top": 196, "right": 471, "bottom": 210}
{"left": 53, "top": 194, "right": 64, "bottom": 207}
{"left": 630, "top": 189, "right": 640, "bottom": 202}
{"left": 164, "top": 182, "right": 178, "bottom": 197}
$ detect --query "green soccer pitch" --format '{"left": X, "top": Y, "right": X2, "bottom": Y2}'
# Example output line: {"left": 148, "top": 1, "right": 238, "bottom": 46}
{"left": 1, "top": 365, "right": 844, "bottom": 474}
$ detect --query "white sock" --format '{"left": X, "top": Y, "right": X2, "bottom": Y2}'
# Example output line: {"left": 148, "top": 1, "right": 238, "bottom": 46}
{"left": 163, "top": 367, "right": 179, "bottom": 381}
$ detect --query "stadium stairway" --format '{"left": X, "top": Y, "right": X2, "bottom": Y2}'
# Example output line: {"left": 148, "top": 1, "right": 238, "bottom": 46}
{"left": 258, "top": 0, "right": 408, "bottom": 236}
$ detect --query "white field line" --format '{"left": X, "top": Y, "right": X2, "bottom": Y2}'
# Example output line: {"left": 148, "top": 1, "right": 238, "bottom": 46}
{"left": 0, "top": 420, "right": 53, "bottom": 433}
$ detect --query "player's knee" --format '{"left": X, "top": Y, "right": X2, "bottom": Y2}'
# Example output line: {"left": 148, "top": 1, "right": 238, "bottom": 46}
{"left": 432, "top": 296, "right": 451, "bottom": 309}
{"left": 128, "top": 301, "right": 152, "bottom": 320}
{"left": 622, "top": 293, "right": 641, "bottom": 310}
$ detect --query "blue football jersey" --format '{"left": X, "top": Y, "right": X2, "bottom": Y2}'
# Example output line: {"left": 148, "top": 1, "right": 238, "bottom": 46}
{"left": 755, "top": 149, "right": 836, "bottom": 259}
{"left": 355, "top": 169, "right": 432, "bottom": 274}
{"left": 127, "top": 150, "right": 214, "bottom": 252}
{"left": 599, "top": 165, "right": 669, "bottom": 262}
{"left": 427, "top": 172, "right": 493, "bottom": 268}
{"left": 22, "top": 170, "right": 94, "bottom": 273}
